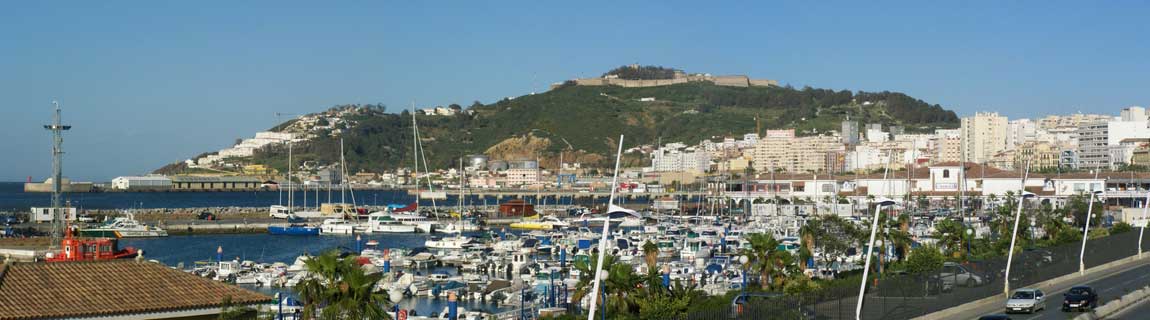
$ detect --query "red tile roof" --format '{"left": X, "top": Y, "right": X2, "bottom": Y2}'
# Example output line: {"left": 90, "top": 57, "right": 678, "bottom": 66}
{"left": 0, "top": 260, "right": 271, "bottom": 320}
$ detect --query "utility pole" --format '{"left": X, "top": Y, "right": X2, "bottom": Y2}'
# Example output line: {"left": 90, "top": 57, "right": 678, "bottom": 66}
{"left": 44, "top": 101, "right": 71, "bottom": 249}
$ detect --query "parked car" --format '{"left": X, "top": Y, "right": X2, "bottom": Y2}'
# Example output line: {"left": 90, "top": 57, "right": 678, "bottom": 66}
{"left": 1, "top": 215, "right": 20, "bottom": 225}
{"left": 1005, "top": 288, "right": 1046, "bottom": 313}
{"left": 76, "top": 215, "right": 97, "bottom": 223}
{"left": 1062, "top": 286, "right": 1098, "bottom": 312}
{"left": 939, "top": 262, "right": 986, "bottom": 289}
{"left": 197, "top": 211, "right": 217, "bottom": 220}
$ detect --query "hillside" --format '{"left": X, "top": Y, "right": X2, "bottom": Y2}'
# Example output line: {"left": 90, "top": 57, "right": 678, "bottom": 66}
{"left": 161, "top": 81, "right": 958, "bottom": 174}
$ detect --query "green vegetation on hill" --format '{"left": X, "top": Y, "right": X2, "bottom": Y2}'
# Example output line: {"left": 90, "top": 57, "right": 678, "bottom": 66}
{"left": 602, "top": 65, "right": 679, "bottom": 80}
{"left": 206, "top": 81, "right": 959, "bottom": 174}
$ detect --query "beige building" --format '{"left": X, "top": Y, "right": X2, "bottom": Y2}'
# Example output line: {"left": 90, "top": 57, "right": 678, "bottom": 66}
{"left": 504, "top": 168, "right": 540, "bottom": 187}
{"left": 961, "top": 112, "right": 1008, "bottom": 163}
{"left": 752, "top": 133, "right": 842, "bottom": 173}
{"left": 987, "top": 141, "right": 1064, "bottom": 171}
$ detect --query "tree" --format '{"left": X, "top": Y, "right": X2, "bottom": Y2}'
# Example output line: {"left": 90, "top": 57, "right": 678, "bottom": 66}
{"left": 295, "top": 250, "right": 389, "bottom": 320}
{"left": 643, "top": 240, "right": 659, "bottom": 270}
{"left": 933, "top": 219, "right": 968, "bottom": 258}
{"left": 1112, "top": 222, "right": 1134, "bottom": 234}
{"left": 742, "top": 233, "right": 799, "bottom": 290}
{"left": 905, "top": 246, "right": 945, "bottom": 273}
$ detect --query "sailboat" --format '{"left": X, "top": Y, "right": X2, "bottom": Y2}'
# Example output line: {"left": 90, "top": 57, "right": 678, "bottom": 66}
{"left": 441, "top": 157, "right": 481, "bottom": 233}
{"left": 412, "top": 108, "right": 471, "bottom": 248}
{"left": 269, "top": 139, "right": 295, "bottom": 219}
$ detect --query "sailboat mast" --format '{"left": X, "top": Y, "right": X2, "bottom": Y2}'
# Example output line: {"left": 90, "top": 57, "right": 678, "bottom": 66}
{"left": 288, "top": 141, "right": 294, "bottom": 214}
{"left": 412, "top": 102, "right": 419, "bottom": 194}
{"left": 341, "top": 137, "right": 347, "bottom": 204}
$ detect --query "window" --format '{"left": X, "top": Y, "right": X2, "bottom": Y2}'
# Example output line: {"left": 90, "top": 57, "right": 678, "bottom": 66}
{"left": 943, "top": 169, "right": 950, "bottom": 178}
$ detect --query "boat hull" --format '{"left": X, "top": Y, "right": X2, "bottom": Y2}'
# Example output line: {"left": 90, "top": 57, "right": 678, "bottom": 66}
{"left": 268, "top": 226, "right": 320, "bottom": 236}
{"left": 79, "top": 229, "right": 168, "bottom": 238}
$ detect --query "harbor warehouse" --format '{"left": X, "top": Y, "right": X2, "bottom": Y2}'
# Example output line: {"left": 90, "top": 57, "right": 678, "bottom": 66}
{"left": 111, "top": 176, "right": 173, "bottom": 190}
{"left": 169, "top": 176, "right": 264, "bottom": 191}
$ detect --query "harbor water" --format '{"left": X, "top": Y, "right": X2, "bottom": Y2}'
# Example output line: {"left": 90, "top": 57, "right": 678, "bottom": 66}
{"left": 0, "top": 182, "right": 672, "bottom": 211}
{"left": 121, "top": 232, "right": 519, "bottom": 316}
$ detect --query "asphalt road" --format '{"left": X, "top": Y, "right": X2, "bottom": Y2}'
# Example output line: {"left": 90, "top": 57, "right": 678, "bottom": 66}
{"left": 980, "top": 263, "right": 1150, "bottom": 320}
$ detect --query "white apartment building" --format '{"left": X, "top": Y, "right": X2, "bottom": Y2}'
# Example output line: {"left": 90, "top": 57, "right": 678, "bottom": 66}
{"left": 961, "top": 112, "right": 1008, "bottom": 163}
{"left": 651, "top": 146, "right": 711, "bottom": 173}
{"left": 1006, "top": 119, "right": 1037, "bottom": 150}
{"left": 1077, "top": 107, "right": 1150, "bottom": 169}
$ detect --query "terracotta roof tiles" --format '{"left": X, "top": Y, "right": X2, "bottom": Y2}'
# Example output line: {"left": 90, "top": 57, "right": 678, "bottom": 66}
{"left": 0, "top": 260, "right": 271, "bottom": 320}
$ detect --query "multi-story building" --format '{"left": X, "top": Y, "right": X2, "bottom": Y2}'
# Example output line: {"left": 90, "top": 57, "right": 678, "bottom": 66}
{"left": 841, "top": 120, "right": 860, "bottom": 145}
{"left": 961, "top": 112, "right": 1008, "bottom": 163}
{"left": 1037, "top": 113, "right": 1112, "bottom": 131}
{"left": 505, "top": 168, "right": 540, "bottom": 187}
{"left": 1077, "top": 121, "right": 1110, "bottom": 170}
{"left": 651, "top": 146, "right": 711, "bottom": 173}
{"left": 935, "top": 129, "right": 962, "bottom": 163}
{"left": 1006, "top": 119, "right": 1037, "bottom": 150}
{"left": 752, "top": 131, "right": 842, "bottom": 173}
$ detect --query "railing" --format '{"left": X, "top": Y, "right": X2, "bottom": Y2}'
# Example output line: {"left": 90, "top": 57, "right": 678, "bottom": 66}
{"left": 680, "top": 230, "right": 1150, "bottom": 319}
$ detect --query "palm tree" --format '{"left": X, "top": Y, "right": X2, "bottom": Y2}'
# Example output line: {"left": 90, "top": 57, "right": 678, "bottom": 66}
{"left": 296, "top": 250, "right": 389, "bottom": 320}
{"left": 742, "top": 233, "right": 798, "bottom": 290}
{"left": 933, "top": 219, "right": 967, "bottom": 258}
{"left": 643, "top": 240, "right": 659, "bottom": 270}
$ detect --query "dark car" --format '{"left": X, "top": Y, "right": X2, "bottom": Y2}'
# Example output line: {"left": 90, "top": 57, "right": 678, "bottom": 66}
{"left": 1062, "top": 286, "right": 1098, "bottom": 312}
{"left": 197, "top": 211, "right": 217, "bottom": 220}
{"left": 2, "top": 215, "right": 20, "bottom": 225}
{"left": 978, "top": 315, "right": 1012, "bottom": 320}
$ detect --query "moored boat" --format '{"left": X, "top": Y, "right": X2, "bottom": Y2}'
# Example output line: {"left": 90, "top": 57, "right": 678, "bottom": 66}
{"left": 79, "top": 212, "right": 168, "bottom": 238}
{"left": 268, "top": 224, "right": 320, "bottom": 236}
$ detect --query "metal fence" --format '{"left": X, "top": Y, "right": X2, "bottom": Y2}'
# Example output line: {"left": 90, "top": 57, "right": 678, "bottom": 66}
{"left": 682, "top": 229, "right": 1150, "bottom": 320}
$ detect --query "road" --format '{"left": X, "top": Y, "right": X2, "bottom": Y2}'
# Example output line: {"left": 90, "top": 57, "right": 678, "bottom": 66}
{"left": 979, "top": 263, "right": 1150, "bottom": 320}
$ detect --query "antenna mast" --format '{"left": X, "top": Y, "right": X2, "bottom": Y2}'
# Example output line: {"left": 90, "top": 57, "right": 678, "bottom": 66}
{"left": 44, "top": 101, "right": 71, "bottom": 249}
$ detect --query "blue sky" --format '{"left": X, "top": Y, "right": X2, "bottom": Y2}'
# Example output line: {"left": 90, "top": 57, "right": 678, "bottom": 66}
{"left": 2, "top": 1, "right": 1148, "bottom": 181}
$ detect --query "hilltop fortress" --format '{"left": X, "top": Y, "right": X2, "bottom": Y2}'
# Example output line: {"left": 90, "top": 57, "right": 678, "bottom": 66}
{"left": 553, "top": 68, "right": 778, "bottom": 90}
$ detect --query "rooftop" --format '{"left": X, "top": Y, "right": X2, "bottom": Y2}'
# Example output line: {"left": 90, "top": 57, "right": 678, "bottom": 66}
{"left": 0, "top": 260, "right": 271, "bottom": 320}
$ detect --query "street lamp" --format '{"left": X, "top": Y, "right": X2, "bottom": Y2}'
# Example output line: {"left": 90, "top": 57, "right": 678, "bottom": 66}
{"left": 1140, "top": 193, "right": 1149, "bottom": 259}
{"left": 738, "top": 255, "right": 750, "bottom": 298}
{"left": 1080, "top": 190, "right": 1104, "bottom": 275}
{"left": 1003, "top": 190, "right": 1036, "bottom": 296}
{"left": 965, "top": 228, "right": 974, "bottom": 257}
{"left": 856, "top": 197, "right": 896, "bottom": 320}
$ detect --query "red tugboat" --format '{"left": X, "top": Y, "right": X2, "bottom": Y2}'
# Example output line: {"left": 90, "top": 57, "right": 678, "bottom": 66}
{"left": 44, "top": 225, "right": 139, "bottom": 262}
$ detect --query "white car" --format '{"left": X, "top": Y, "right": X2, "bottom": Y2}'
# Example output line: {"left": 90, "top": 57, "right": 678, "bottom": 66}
{"left": 939, "top": 262, "right": 985, "bottom": 289}
{"left": 1005, "top": 288, "right": 1046, "bottom": 314}
{"left": 269, "top": 205, "right": 291, "bottom": 219}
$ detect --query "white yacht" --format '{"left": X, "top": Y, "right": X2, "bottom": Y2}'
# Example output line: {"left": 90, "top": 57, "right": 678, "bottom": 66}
{"left": 363, "top": 213, "right": 418, "bottom": 233}
{"left": 79, "top": 212, "right": 168, "bottom": 238}
{"left": 424, "top": 235, "right": 471, "bottom": 249}
{"left": 319, "top": 218, "right": 358, "bottom": 235}
{"left": 369, "top": 212, "right": 437, "bottom": 233}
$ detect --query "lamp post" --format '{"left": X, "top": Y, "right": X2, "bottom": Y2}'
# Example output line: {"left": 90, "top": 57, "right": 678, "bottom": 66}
{"left": 738, "top": 255, "right": 749, "bottom": 298}
{"left": 1139, "top": 193, "right": 1149, "bottom": 259}
{"left": 1003, "top": 190, "right": 1036, "bottom": 297}
{"left": 856, "top": 197, "right": 896, "bottom": 320}
{"left": 1080, "top": 190, "right": 1104, "bottom": 275}
{"left": 965, "top": 228, "right": 973, "bottom": 258}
